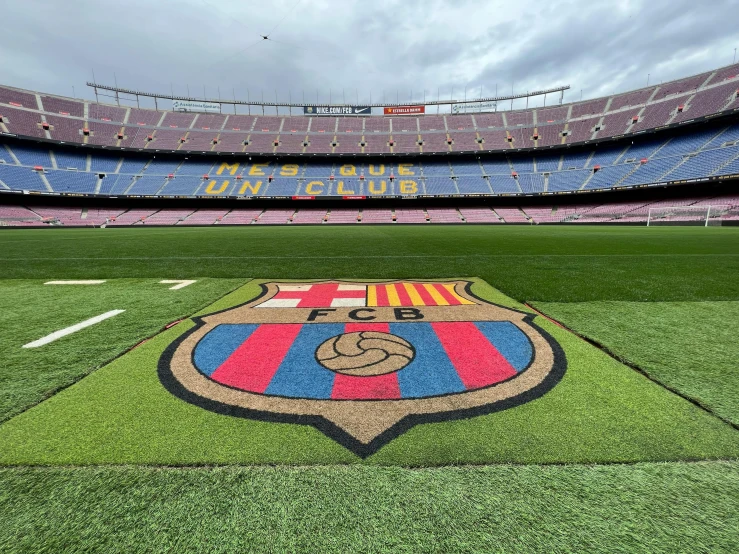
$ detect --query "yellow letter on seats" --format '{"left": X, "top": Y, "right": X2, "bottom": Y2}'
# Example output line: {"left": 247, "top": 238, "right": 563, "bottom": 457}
{"left": 238, "top": 180, "right": 263, "bottom": 195}
{"left": 368, "top": 180, "right": 387, "bottom": 194}
{"left": 399, "top": 180, "right": 418, "bottom": 194}
{"left": 280, "top": 164, "right": 299, "bottom": 176}
{"left": 217, "top": 162, "right": 240, "bottom": 176}
{"left": 398, "top": 163, "right": 415, "bottom": 176}
{"left": 206, "top": 180, "right": 229, "bottom": 194}
{"left": 305, "top": 181, "right": 325, "bottom": 195}
{"left": 336, "top": 181, "right": 355, "bottom": 195}
{"left": 249, "top": 163, "right": 270, "bottom": 176}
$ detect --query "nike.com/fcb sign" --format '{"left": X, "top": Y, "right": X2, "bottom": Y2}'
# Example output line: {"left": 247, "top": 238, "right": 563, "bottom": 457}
{"left": 303, "top": 106, "right": 372, "bottom": 116}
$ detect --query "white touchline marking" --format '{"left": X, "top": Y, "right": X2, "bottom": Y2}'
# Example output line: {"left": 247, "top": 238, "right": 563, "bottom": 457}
{"left": 44, "top": 280, "right": 107, "bottom": 285}
{"left": 22, "top": 310, "right": 125, "bottom": 349}
{"left": 160, "top": 280, "right": 198, "bottom": 290}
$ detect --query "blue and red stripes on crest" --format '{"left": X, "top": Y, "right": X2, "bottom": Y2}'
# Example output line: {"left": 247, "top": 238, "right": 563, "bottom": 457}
{"left": 193, "top": 322, "right": 532, "bottom": 400}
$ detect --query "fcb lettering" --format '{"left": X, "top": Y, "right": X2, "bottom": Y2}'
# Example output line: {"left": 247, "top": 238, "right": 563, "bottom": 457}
{"left": 159, "top": 280, "right": 566, "bottom": 457}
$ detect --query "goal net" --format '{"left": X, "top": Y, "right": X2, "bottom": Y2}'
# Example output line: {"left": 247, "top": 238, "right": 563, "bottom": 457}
{"left": 646, "top": 205, "right": 730, "bottom": 226}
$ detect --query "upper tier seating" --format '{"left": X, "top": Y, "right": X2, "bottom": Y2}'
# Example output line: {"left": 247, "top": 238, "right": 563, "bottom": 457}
{"left": 2, "top": 64, "right": 738, "bottom": 155}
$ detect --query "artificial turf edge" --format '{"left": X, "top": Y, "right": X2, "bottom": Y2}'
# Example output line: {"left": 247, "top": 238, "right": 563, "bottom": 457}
{"left": 527, "top": 301, "right": 739, "bottom": 432}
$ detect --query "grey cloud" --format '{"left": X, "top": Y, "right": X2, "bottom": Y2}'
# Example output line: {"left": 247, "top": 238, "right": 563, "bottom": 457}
{"left": 0, "top": 0, "right": 736, "bottom": 110}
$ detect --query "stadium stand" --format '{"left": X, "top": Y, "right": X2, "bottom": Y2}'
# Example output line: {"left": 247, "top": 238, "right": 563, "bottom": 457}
{"left": 2, "top": 65, "right": 739, "bottom": 230}
{"left": 2, "top": 118, "right": 739, "bottom": 199}
{"left": 394, "top": 208, "right": 428, "bottom": 223}
{"left": 425, "top": 208, "right": 462, "bottom": 223}
{"left": 291, "top": 208, "right": 328, "bottom": 224}
{"left": 1, "top": 64, "right": 738, "bottom": 156}
{"left": 327, "top": 209, "right": 359, "bottom": 223}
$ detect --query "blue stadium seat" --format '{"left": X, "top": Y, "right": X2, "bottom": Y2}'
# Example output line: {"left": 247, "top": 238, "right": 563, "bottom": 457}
{"left": 517, "top": 173, "right": 545, "bottom": 193}
{"left": 561, "top": 151, "right": 591, "bottom": 170}
{"left": 621, "top": 156, "right": 682, "bottom": 186}
{"left": 90, "top": 155, "right": 121, "bottom": 174}
{"left": 587, "top": 146, "right": 625, "bottom": 167}
{"left": 450, "top": 161, "right": 483, "bottom": 176}
{"left": 700, "top": 124, "right": 739, "bottom": 150}
{"left": 0, "top": 164, "right": 48, "bottom": 191}
{"left": 302, "top": 164, "right": 333, "bottom": 178}
{"left": 547, "top": 169, "right": 590, "bottom": 192}
{"left": 662, "top": 148, "right": 739, "bottom": 181}
{"left": 126, "top": 175, "right": 167, "bottom": 195}
{"left": 158, "top": 177, "right": 205, "bottom": 196}
{"left": 177, "top": 160, "right": 217, "bottom": 175}
{"left": 54, "top": 151, "right": 87, "bottom": 170}
{"left": 456, "top": 176, "right": 492, "bottom": 194}
{"left": 423, "top": 177, "right": 457, "bottom": 195}
{"left": 481, "top": 159, "right": 510, "bottom": 175}
{"left": 45, "top": 170, "right": 97, "bottom": 193}
{"left": 9, "top": 144, "right": 52, "bottom": 167}
{"left": 0, "top": 147, "right": 13, "bottom": 164}
{"left": 715, "top": 155, "right": 739, "bottom": 176}
{"left": 620, "top": 138, "right": 668, "bottom": 162}
{"left": 534, "top": 155, "right": 560, "bottom": 172}
{"left": 655, "top": 130, "right": 717, "bottom": 158}
{"left": 118, "top": 158, "right": 148, "bottom": 175}
{"left": 421, "top": 162, "right": 452, "bottom": 176}
{"left": 268, "top": 178, "right": 301, "bottom": 196}
{"left": 509, "top": 157, "right": 534, "bottom": 173}
{"left": 584, "top": 164, "right": 636, "bottom": 190}
{"left": 100, "top": 174, "right": 135, "bottom": 195}
{"left": 488, "top": 175, "right": 520, "bottom": 194}
{"left": 145, "top": 159, "right": 182, "bottom": 174}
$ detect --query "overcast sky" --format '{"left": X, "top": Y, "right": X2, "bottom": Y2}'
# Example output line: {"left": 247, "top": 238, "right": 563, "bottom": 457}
{"left": 1, "top": 0, "right": 737, "bottom": 111}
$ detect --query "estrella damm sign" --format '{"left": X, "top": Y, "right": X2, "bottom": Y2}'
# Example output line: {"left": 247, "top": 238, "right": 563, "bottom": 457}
{"left": 159, "top": 280, "right": 566, "bottom": 457}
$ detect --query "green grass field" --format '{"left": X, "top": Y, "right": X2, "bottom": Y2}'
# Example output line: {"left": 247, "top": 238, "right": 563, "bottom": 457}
{"left": 0, "top": 225, "right": 737, "bottom": 552}
{"left": 1, "top": 226, "right": 738, "bottom": 301}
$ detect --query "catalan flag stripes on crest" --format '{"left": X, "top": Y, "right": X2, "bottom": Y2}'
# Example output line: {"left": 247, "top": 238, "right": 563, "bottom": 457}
{"left": 256, "top": 282, "right": 475, "bottom": 308}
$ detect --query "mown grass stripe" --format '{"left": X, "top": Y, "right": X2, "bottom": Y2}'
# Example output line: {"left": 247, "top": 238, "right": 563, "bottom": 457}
{"left": 4, "top": 253, "right": 739, "bottom": 260}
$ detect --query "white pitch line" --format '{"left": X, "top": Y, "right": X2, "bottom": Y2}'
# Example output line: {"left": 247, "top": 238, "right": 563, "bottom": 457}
{"left": 44, "top": 280, "right": 107, "bottom": 285}
{"left": 22, "top": 310, "right": 125, "bottom": 349}
{"left": 160, "top": 280, "right": 197, "bottom": 290}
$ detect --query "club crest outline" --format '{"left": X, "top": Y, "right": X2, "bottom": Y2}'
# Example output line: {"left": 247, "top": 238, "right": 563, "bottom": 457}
{"left": 158, "top": 279, "right": 567, "bottom": 458}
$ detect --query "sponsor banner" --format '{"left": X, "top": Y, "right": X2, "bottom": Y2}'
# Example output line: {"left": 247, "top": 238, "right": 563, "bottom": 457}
{"left": 451, "top": 101, "right": 498, "bottom": 114}
{"left": 172, "top": 100, "right": 221, "bottom": 113}
{"left": 303, "top": 106, "right": 372, "bottom": 116}
{"left": 342, "top": 196, "right": 366, "bottom": 200}
{"left": 292, "top": 196, "right": 315, "bottom": 200}
{"left": 384, "top": 105, "right": 425, "bottom": 115}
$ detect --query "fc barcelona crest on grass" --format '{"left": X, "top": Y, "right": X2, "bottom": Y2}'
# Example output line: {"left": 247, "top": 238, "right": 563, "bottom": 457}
{"left": 159, "top": 280, "right": 566, "bottom": 457}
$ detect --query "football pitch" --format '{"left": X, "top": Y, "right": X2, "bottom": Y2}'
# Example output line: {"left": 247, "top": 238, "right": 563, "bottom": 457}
{"left": 1, "top": 225, "right": 738, "bottom": 552}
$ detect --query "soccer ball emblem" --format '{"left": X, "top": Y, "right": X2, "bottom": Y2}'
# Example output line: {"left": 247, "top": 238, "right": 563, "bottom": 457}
{"left": 315, "top": 332, "right": 415, "bottom": 376}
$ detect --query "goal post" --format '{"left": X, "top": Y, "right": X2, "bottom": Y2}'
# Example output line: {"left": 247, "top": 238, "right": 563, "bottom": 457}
{"left": 646, "top": 205, "right": 729, "bottom": 226}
